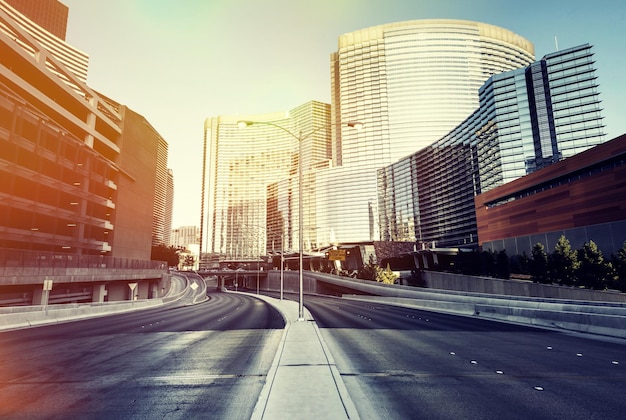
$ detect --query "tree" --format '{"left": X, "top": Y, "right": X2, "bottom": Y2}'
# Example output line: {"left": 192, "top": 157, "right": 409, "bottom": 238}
{"left": 150, "top": 244, "right": 180, "bottom": 267}
{"left": 356, "top": 256, "right": 399, "bottom": 284}
{"left": 549, "top": 235, "right": 579, "bottom": 286}
{"left": 377, "top": 263, "right": 399, "bottom": 284}
{"left": 182, "top": 254, "right": 195, "bottom": 270}
{"left": 611, "top": 241, "right": 626, "bottom": 292}
{"left": 510, "top": 251, "right": 530, "bottom": 276}
{"left": 357, "top": 255, "right": 378, "bottom": 281}
{"left": 455, "top": 250, "right": 480, "bottom": 276}
{"left": 496, "top": 250, "right": 511, "bottom": 279}
{"left": 480, "top": 250, "right": 496, "bottom": 277}
{"left": 577, "top": 240, "right": 612, "bottom": 290}
{"left": 529, "top": 243, "right": 549, "bottom": 284}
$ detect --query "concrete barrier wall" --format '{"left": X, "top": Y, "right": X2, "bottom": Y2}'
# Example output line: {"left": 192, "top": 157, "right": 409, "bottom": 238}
{"left": 0, "top": 274, "right": 192, "bottom": 331}
{"left": 262, "top": 271, "right": 626, "bottom": 339}
{"left": 424, "top": 271, "right": 626, "bottom": 303}
{"left": 0, "top": 299, "right": 164, "bottom": 331}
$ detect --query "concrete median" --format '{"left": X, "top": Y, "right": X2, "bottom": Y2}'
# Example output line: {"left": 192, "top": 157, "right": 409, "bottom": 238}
{"left": 0, "top": 299, "right": 164, "bottom": 331}
{"left": 342, "top": 293, "right": 626, "bottom": 339}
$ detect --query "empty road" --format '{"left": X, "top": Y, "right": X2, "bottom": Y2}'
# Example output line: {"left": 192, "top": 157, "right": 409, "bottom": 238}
{"left": 4, "top": 286, "right": 626, "bottom": 419}
{"left": 0, "top": 291, "right": 283, "bottom": 419}
{"left": 304, "top": 294, "right": 626, "bottom": 419}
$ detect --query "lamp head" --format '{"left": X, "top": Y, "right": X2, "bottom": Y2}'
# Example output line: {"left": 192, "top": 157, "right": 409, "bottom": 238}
{"left": 237, "top": 120, "right": 253, "bottom": 129}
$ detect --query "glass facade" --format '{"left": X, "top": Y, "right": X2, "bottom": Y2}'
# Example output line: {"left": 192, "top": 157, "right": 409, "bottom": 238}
{"left": 203, "top": 101, "right": 331, "bottom": 260}
{"left": 378, "top": 111, "right": 481, "bottom": 247}
{"left": 483, "top": 220, "right": 626, "bottom": 258}
{"left": 327, "top": 19, "right": 535, "bottom": 244}
{"left": 315, "top": 166, "right": 379, "bottom": 246}
{"left": 378, "top": 44, "right": 605, "bottom": 248}
{"left": 478, "top": 44, "right": 605, "bottom": 192}
{"left": 545, "top": 45, "right": 605, "bottom": 157}
{"left": 332, "top": 19, "right": 535, "bottom": 168}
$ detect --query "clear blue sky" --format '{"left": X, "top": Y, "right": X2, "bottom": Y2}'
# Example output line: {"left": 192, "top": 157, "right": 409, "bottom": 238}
{"left": 61, "top": 0, "right": 626, "bottom": 228}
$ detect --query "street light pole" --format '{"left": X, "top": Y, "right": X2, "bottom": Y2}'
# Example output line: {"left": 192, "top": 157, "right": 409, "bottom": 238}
{"left": 280, "top": 230, "right": 284, "bottom": 301}
{"left": 237, "top": 119, "right": 362, "bottom": 321}
{"left": 297, "top": 130, "right": 304, "bottom": 320}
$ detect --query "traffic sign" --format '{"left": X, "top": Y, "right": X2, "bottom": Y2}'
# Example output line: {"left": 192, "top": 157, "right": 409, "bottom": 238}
{"left": 328, "top": 250, "right": 346, "bottom": 261}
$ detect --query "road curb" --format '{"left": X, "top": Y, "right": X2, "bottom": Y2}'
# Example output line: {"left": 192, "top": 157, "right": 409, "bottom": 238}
{"left": 240, "top": 291, "right": 360, "bottom": 419}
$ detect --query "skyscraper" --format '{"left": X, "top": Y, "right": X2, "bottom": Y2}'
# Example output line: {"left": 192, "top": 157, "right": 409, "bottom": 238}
{"left": 164, "top": 168, "right": 174, "bottom": 246}
{"left": 477, "top": 44, "right": 605, "bottom": 192}
{"left": 322, "top": 19, "right": 536, "bottom": 244}
{"left": 202, "top": 101, "right": 331, "bottom": 261}
{"left": 4, "top": 0, "right": 68, "bottom": 40}
{"left": 378, "top": 44, "right": 605, "bottom": 248}
{"left": 1, "top": 0, "right": 88, "bottom": 83}
{"left": 331, "top": 19, "right": 535, "bottom": 167}
{"left": 151, "top": 135, "right": 170, "bottom": 247}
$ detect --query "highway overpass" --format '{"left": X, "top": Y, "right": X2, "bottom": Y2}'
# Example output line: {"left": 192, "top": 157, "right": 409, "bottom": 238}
{"left": 0, "top": 248, "right": 169, "bottom": 305}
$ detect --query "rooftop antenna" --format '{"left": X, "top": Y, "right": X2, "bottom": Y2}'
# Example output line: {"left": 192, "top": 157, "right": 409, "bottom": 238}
{"left": 554, "top": 35, "right": 559, "bottom": 51}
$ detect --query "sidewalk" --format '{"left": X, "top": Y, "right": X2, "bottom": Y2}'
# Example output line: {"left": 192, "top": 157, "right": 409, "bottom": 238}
{"left": 249, "top": 294, "right": 360, "bottom": 419}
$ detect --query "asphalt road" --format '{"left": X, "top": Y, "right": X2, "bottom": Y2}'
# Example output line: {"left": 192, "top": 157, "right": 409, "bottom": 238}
{"left": 0, "top": 291, "right": 283, "bottom": 419}
{"left": 303, "top": 294, "right": 626, "bottom": 420}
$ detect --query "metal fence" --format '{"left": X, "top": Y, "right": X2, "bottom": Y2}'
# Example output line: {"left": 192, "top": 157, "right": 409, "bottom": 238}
{"left": 0, "top": 248, "right": 166, "bottom": 270}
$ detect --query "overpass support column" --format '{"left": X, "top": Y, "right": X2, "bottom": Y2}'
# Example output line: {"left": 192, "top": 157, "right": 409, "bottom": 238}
{"left": 92, "top": 283, "right": 107, "bottom": 303}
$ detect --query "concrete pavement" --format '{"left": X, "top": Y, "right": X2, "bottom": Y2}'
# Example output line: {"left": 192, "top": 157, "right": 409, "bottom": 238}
{"left": 248, "top": 293, "right": 360, "bottom": 420}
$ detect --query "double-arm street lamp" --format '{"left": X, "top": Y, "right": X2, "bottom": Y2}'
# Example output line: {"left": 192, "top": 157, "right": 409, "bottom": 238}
{"left": 237, "top": 119, "right": 362, "bottom": 320}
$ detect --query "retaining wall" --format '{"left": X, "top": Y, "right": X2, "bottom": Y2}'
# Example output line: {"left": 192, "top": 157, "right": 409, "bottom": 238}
{"left": 423, "top": 271, "right": 626, "bottom": 302}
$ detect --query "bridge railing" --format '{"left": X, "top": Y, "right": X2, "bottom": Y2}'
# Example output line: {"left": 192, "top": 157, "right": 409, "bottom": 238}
{"left": 0, "top": 248, "right": 166, "bottom": 270}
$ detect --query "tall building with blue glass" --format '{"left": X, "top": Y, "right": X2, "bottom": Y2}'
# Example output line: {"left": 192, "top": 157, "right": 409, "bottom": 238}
{"left": 378, "top": 44, "right": 605, "bottom": 248}
{"left": 324, "top": 19, "right": 535, "bottom": 245}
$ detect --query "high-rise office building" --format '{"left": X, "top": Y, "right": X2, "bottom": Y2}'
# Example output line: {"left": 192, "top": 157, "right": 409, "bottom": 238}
{"left": 331, "top": 19, "right": 535, "bottom": 168}
{"left": 151, "top": 135, "right": 170, "bottom": 247}
{"left": 202, "top": 101, "right": 331, "bottom": 260}
{"left": 1, "top": 0, "right": 88, "bottom": 84}
{"left": 170, "top": 226, "right": 199, "bottom": 249}
{"left": 378, "top": 44, "right": 605, "bottom": 248}
{"left": 322, "top": 19, "right": 535, "bottom": 244}
{"left": 164, "top": 168, "right": 174, "bottom": 246}
{"left": 4, "top": 0, "right": 68, "bottom": 40}
{"left": 477, "top": 44, "right": 605, "bottom": 193}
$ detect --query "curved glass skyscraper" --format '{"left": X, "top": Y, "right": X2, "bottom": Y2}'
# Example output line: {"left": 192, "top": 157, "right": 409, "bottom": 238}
{"left": 324, "top": 19, "right": 536, "bottom": 244}
{"left": 202, "top": 20, "right": 538, "bottom": 260}
{"left": 332, "top": 19, "right": 535, "bottom": 166}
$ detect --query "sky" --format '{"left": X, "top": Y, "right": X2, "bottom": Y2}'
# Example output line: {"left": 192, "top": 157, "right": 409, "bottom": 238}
{"left": 60, "top": 0, "right": 626, "bottom": 229}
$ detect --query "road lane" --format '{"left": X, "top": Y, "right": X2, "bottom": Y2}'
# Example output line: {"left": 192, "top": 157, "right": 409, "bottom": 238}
{"left": 304, "top": 294, "right": 626, "bottom": 419}
{"left": 0, "top": 291, "right": 283, "bottom": 419}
